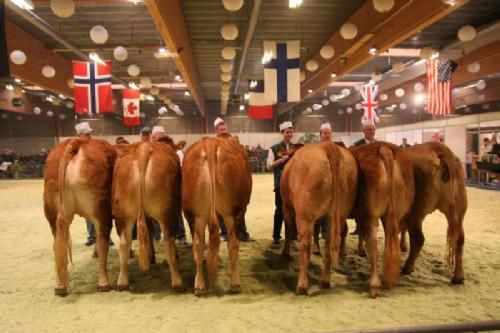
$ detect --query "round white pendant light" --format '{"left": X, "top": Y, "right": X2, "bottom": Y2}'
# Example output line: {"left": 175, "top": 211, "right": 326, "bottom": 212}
{"left": 140, "top": 77, "right": 152, "bottom": 88}
{"left": 395, "top": 88, "right": 405, "bottom": 97}
{"left": 90, "top": 25, "right": 108, "bottom": 44}
{"left": 127, "top": 65, "right": 140, "bottom": 77}
{"left": 33, "top": 107, "right": 42, "bottom": 115}
{"left": 400, "top": 103, "right": 407, "bottom": 110}
{"left": 371, "top": 72, "right": 382, "bottom": 82}
{"left": 221, "top": 82, "right": 230, "bottom": 91}
{"left": 221, "top": 73, "right": 232, "bottom": 82}
{"left": 419, "top": 47, "right": 434, "bottom": 60}
{"left": 342, "top": 88, "right": 351, "bottom": 96}
{"left": 222, "top": 0, "right": 244, "bottom": 12}
{"left": 329, "top": 94, "right": 337, "bottom": 102}
{"left": 66, "top": 101, "right": 74, "bottom": 109}
{"left": 322, "top": 99, "right": 330, "bottom": 106}
{"left": 355, "top": 103, "right": 362, "bottom": 110}
{"left": 319, "top": 45, "right": 335, "bottom": 59}
{"left": 414, "top": 82, "right": 425, "bottom": 93}
{"left": 50, "top": 0, "right": 75, "bottom": 18}
{"left": 373, "top": 0, "right": 394, "bottom": 12}
{"left": 220, "top": 62, "right": 233, "bottom": 72}
{"left": 59, "top": 114, "right": 67, "bottom": 120}
{"left": 340, "top": 23, "right": 358, "bottom": 40}
{"left": 392, "top": 61, "right": 405, "bottom": 73}
{"left": 150, "top": 85, "right": 159, "bottom": 95}
{"left": 113, "top": 46, "right": 128, "bottom": 61}
{"left": 476, "top": 80, "right": 486, "bottom": 90}
{"left": 300, "top": 71, "right": 306, "bottom": 82}
{"left": 47, "top": 110, "right": 54, "bottom": 117}
{"left": 9, "top": 50, "right": 27, "bottom": 65}
{"left": 457, "top": 25, "right": 476, "bottom": 42}
{"left": 42, "top": 65, "right": 56, "bottom": 78}
{"left": 306, "top": 59, "right": 319, "bottom": 72}
{"left": 67, "top": 78, "right": 74, "bottom": 88}
{"left": 467, "top": 62, "right": 480, "bottom": 73}
{"left": 379, "top": 93, "right": 388, "bottom": 101}
{"left": 338, "top": 109, "right": 345, "bottom": 115}
{"left": 220, "top": 24, "right": 238, "bottom": 41}
{"left": 221, "top": 46, "right": 236, "bottom": 60}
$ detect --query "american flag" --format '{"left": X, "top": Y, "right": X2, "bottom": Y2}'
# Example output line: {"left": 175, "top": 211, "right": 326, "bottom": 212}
{"left": 426, "top": 59, "right": 456, "bottom": 116}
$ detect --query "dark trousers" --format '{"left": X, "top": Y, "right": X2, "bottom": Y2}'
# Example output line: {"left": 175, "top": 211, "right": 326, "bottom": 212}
{"left": 273, "top": 188, "right": 284, "bottom": 241}
{"left": 318, "top": 216, "right": 327, "bottom": 238}
{"left": 176, "top": 212, "right": 186, "bottom": 239}
{"left": 219, "top": 216, "right": 250, "bottom": 238}
{"left": 86, "top": 219, "right": 95, "bottom": 241}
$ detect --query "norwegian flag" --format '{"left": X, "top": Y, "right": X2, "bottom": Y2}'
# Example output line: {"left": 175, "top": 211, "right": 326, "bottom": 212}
{"left": 72, "top": 60, "right": 113, "bottom": 115}
{"left": 361, "top": 84, "right": 379, "bottom": 122}
{"left": 426, "top": 59, "right": 457, "bottom": 116}
{"left": 122, "top": 89, "right": 140, "bottom": 126}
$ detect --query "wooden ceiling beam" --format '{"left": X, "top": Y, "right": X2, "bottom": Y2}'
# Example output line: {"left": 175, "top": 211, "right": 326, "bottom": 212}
{"left": 145, "top": 0, "right": 206, "bottom": 116}
{"left": 5, "top": 20, "right": 73, "bottom": 97}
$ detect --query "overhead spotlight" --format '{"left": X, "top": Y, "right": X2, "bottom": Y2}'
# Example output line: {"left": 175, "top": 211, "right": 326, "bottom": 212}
{"left": 249, "top": 80, "right": 258, "bottom": 89}
{"left": 9, "top": 0, "right": 34, "bottom": 10}
{"left": 14, "top": 78, "right": 21, "bottom": 83}
{"left": 6, "top": 84, "right": 14, "bottom": 91}
{"left": 184, "top": 91, "right": 190, "bottom": 96}
{"left": 443, "top": 0, "right": 457, "bottom": 5}
{"left": 244, "top": 93, "right": 249, "bottom": 100}
{"left": 175, "top": 75, "right": 182, "bottom": 81}
{"left": 308, "top": 89, "right": 313, "bottom": 93}
{"left": 369, "top": 46, "right": 377, "bottom": 55}
{"left": 331, "top": 72, "right": 337, "bottom": 78}
{"left": 261, "top": 51, "right": 273, "bottom": 64}
{"left": 158, "top": 46, "right": 167, "bottom": 53}
{"left": 58, "top": 94, "right": 66, "bottom": 99}
{"left": 414, "top": 93, "right": 425, "bottom": 105}
{"left": 289, "top": 0, "right": 302, "bottom": 8}
{"left": 239, "top": 105, "right": 245, "bottom": 111}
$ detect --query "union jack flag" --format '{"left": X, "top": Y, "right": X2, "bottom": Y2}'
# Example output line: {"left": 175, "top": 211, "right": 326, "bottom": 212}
{"left": 426, "top": 59, "right": 456, "bottom": 116}
{"left": 361, "top": 84, "right": 379, "bottom": 122}
{"left": 72, "top": 60, "right": 113, "bottom": 115}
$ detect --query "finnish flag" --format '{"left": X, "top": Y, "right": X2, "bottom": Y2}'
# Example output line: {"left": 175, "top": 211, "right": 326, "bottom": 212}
{"left": 263, "top": 40, "right": 301, "bottom": 103}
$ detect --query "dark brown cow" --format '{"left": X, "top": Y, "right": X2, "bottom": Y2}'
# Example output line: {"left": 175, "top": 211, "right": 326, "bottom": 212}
{"left": 112, "top": 140, "right": 183, "bottom": 291}
{"left": 400, "top": 142, "right": 467, "bottom": 284}
{"left": 350, "top": 142, "right": 414, "bottom": 298}
{"left": 43, "top": 138, "right": 116, "bottom": 296}
{"left": 281, "top": 141, "right": 358, "bottom": 295}
{"left": 182, "top": 137, "right": 252, "bottom": 296}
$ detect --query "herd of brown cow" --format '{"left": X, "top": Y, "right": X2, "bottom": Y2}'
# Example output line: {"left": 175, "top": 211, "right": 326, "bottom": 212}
{"left": 43, "top": 136, "right": 466, "bottom": 298}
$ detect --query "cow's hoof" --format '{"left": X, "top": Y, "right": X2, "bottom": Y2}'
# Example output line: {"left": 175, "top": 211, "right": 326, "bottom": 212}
{"left": 230, "top": 284, "right": 241, "bottom": 294}
{"left": 369, "top": 286, "right": 381, "bottom": 299}
{"left": 97, "top": 284, "right": 111, "bottom": 292}
{"left": 319, "top": 280, "right": 331, "bottom": 289}
{"left": 451, "top": 277, "right": 464, "bottom": 285}
{"left": 281, "top": 253, "right": 292, "bottom": 260}
{"left": 357, "top": 250, "right": 367, "bottom": 258}
{"left": 92, "top": 251, "right": 98, "bottom": 258}
{"left": 116, "top": 284, "right": 129, "bottom": 291}
{"left": 129, "top": 250, "right": 135, "bottom": 259}
{"left": 194, "top": 288, "right": 206, "bottom": 297}
{"left": 295, "top": 286, "right": 308, "bottom": 295}
{"left": 54, "top": 287, "right": 68, "bottom": 297}
{"left": 172, "top": 284, "right": 185, "bottom": 292}
{"left": 400, "top": 245, "right": 408, "bottom": 253}
{"left": 401, "top": 265, "right": 413, "bottom": 275}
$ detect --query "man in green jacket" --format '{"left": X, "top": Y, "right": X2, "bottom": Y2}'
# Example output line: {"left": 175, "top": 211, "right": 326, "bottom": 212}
{"left": 267, "top": 121, "right": 294, "bottom": 245}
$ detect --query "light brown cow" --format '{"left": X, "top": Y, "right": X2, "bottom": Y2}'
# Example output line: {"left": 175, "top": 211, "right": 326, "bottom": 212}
{"left": 350, "top": 142, "right": 414, "bottom": 298}
{"left": 112, "top": 140, "right": 183, "bottom": 291}
{"left": 280, "top": 141, "right": 358, "bottom": 295}
{"left": 400, "top": 142, "right": 467, "bottom": 284}
{"left": 182, "top": 137, "right": 252, "bottom": 296}
{"left": 43, "top": 138, "right": 116, "bottom": 296}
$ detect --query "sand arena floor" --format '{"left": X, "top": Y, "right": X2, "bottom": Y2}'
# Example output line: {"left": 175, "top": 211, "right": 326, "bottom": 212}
{"left": 0, "top": 175, "right": 499, "bottom": 332}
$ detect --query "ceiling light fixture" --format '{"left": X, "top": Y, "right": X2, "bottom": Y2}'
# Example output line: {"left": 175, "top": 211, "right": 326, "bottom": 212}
{"left": 184, "top": 91, "right": 190, "bottom": 96}
{"left": 331, "top": 72, "right": 337, "bottom": 78}
{"left": 6, "top": 84, "right": 14, "bottom": 91}
{"left": 14, "top": 78, "right": 21, "bottom": 83}
{"left": 9, "top": 0, "right": 34, "bottom": 10}
{"left": 158, "top": 46, "right": 167, "bottom": 53}
{"left": 369, "top": 46, "right": 378, "bottom": 55}
{"left": 244, "top": 93, "right": 249, "bottom": 100}
{"left": 239, "top": 105, "right": 245, "bottom": 111}
{"left": 289, "top": 0, "right": 302, "bottom": 8}
{"left": 89, "top": 52, "right": 105, "bottom": 64}
{"left": 261, "top": 51, "right": 273, "bottom": 64}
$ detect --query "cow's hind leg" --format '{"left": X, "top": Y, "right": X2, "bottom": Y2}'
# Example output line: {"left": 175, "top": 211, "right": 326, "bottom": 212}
{"left": 53, "top": 212, "right": 72, "bottom": 296}
{"left": 94, "top": 216, "right": 112, "bottom": 292}
{"left": 296, "top": 218, "right": 313, "bottom": 295}
{"left": 161, "top": 218, "right": 184, "bottom": 291}
{"left": 192, "top": 216, "right": 206, "bottom": 296}
{"left": 363, "top": 217, "right": 381, "bottom": 298}
{"left": 446, "top": 208, "right": 465, "bottom": 284}
{"left": 225, "top": 215, "right": 241, "bottom": 293}
{"left": 402, "top": 215, "right": 425, "bottom": 276}
{"left": 116, "top": 220, "right": 133, "bottom": 291}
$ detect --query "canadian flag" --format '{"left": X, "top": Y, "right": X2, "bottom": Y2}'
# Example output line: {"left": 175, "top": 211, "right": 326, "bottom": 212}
{"left": 122, "top": 89, "right": 140, "bottom": 126}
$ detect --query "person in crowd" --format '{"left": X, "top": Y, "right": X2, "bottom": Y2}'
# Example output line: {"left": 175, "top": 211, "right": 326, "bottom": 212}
{"left": 0, "top": 148, "right": 17, "bottom": 178}
{"left": 140, "top": 127, "right": 152, "bottom": 142}
{"left": 400, "top": 138, "right": 411, "bottom": 149}
{"left": 115, "top": 136, "right": 129, "bottom": 144}
{"left": 75, "top": 122, "right": 114, "bottom": 247}
{"left": 353, "top": 119, "right": 377, "bottom": 146}
{"left": 267, "top": 121, "right": 295, "bottom": 245}
{"left": 490, "top": 136, "right": 500, "bottom": 156}
{"left": 481, "top": 137, "right": 492, "bottom": 155}
{"left": 214, "top": 117, "right": 254, "bottom": 242}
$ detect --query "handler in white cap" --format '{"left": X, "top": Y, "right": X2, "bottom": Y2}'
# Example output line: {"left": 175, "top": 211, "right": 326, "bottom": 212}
{"left": 267, "top": 121, "right": 294, "bottom": 245}
{"left": 75, "top": 122, "right": 93, "bottom": 138}
{"left": 214, "top": 117, "right": 228, "bottom": 137}
{"left": 151, "top": 125, "right": 167, "bottom": 142}
{"left": 319, "top": 122, "right": 332, "bottom": 142}
{"left": 353, "top": 118, "right": 377, "bottom": 146}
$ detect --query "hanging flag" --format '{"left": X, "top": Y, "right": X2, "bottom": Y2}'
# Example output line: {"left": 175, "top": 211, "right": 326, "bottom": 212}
{"left": 248, "top": 80, "right": 273, "bottom": 119}
{"left": 426, "top": 59, "right": 457, "bottom": 116}
{"left": 263, "top": 40, "right": 300, "bottom": 103}
{"left": 72, "top": 60, "right": 112, "bottom": 115}
{"left": 361, "top": 84, "right": 379, "bottom": 122}
{"left": 122, "top": 89, "right": 140, "bottom": 126}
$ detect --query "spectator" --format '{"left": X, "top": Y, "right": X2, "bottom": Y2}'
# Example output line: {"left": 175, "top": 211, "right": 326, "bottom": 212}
{"left": 400, "top": 138, "right": 411, "bottom": 149}
{"left": 140, "top": 127, "right": 152, "bottom": 142}
{"left": 115, "top": 136, "right": 129, "bottom": 144}
{"left": 353, "top": 119, "right": 377, "bottom": 146}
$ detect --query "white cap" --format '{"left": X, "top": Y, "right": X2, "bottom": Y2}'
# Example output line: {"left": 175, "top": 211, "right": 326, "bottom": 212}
{"left": 152, "top": 125, "right": 166, "bottom": 134}
{"left": 361, "top": 118, "right": 375, "bottom": 128}
{"left": 279, "top": 121, "right": 293, "bottom": 131}
{"left": 320, "top": 123, "right": 332, "bottom": 131}
{"left": 75, "top": 122, "right": 93, "bottom": 135}
{"left": 214, "top": 117, "right": 224, "bottom": 128}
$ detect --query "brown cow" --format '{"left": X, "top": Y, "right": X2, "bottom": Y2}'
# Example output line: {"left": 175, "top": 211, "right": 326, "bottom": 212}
{"left": 280, "top": 141, "right": 358, "bottom": 295}
{"left": 43, "top": 138, "right": 116, "bottom": 296}
{"left": 112, "top": 140, "right": 183, "bottom": 291}
{"left": 182, "top": 137, "right": 252, "bottom": 296}
{"left": 350, "top": 142, "right": 414, "bottom": 298}
{"left": 400, "top": 142, "right": 467, "bottom": 284}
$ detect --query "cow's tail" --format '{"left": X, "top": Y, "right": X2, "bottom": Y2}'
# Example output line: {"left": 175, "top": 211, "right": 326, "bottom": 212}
{"left": 137, "top": 143, "right": 153, "bottom": 271}
{"left": 438, "top": 147, "right": 459, "bottom": 274}
{"left": 379, "top": 146, "right": 400, "bottom": 288}
{"left": 206, "top": 140, "right": 220, "bottom": 285}
{"left": 326, "top": 143, "right": 341, "bottom": 266}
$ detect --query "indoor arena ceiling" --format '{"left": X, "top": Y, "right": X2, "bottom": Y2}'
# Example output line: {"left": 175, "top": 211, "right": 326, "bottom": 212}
{"left": 3, "top": 0, "right": 500, "bottom": 126}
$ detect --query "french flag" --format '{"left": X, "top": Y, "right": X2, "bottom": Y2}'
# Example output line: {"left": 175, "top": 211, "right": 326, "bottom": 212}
{"left": 72, "top": 60, "right": 112, "bottom": 115}
{"left": 263, "top": 40, "right": 300, "bottom": 103}
{"left": 248, "top": 80, "right": 273, "bottom": 120}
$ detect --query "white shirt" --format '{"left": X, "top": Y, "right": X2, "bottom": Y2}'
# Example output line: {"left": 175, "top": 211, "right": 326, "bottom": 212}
{"left": 176, "top": 150, "right": 184, "bottom": 166}
{"left": 266, "top": 142, "right": 291, "bottom": 170}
